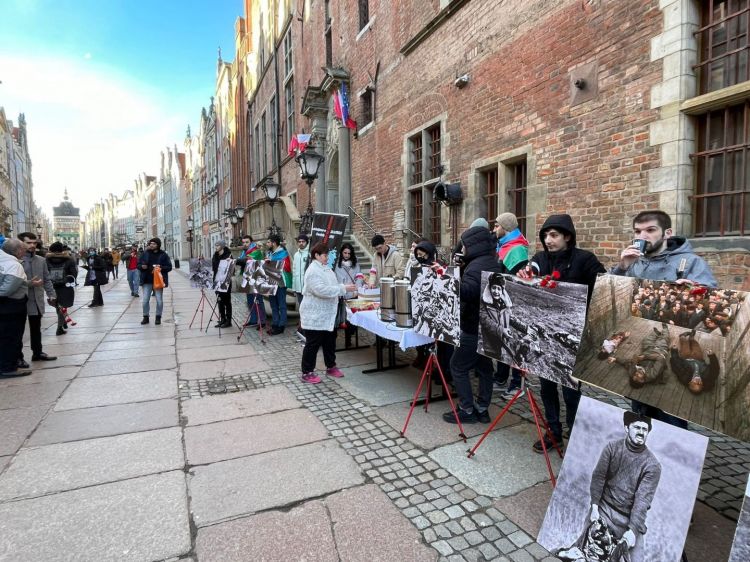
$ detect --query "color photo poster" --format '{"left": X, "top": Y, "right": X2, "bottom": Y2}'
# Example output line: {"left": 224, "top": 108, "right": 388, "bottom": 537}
{"left": 410, "top": 266, "right": 460, "bottom": 346}
{"left": 538, "top": 397, "right": 708, "bottom": 562}
{"left": 238, "top": 259, "right": 282, "bottom": 296}
{"left": 729, "top": 475, "right": 750, "bottom": 562}
{"left": 310, "top": 212, "right": 348, "bottom": 268}
{"left": 477, "top": 272, "right": 588, "bottom": 388}
{"left": 188, "top": 258, "right": 213, "bottom": 290}
{"left": 572, "top": 274, "right": 750, "bottom": 441}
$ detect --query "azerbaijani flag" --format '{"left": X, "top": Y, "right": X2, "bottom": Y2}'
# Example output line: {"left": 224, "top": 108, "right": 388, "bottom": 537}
{"left": 333, "top": 84, "right": 357, "bottom": 130}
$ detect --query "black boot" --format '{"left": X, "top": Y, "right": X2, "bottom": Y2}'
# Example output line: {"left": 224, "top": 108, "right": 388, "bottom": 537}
{"left": 155, "top": 316, "right": 161, "bottom": 325}
{"left": 215, "top": 318, "right": 226, "bottom": 328}
{"left": 140, "top": 316, "right": 149, "bottom": 325}
{"left": 56, "top": 327, "right": 65, "bottom": 336}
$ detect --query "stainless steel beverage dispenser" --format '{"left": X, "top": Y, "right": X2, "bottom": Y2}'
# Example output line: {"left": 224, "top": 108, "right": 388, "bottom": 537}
{"left": 394, "top": 279, "right": 412, "bottom": 328}
{"left": 379, "top": 277, "right": 395, "bottom": 322}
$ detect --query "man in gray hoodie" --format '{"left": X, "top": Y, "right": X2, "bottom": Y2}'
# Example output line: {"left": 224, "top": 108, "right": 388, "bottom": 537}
{"left": 611, "top": 210, "right": 717, "bottom": 288}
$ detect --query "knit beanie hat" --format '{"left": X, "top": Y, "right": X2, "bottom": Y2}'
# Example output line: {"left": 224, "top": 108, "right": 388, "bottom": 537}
{"left": 469, "top": 217, "right": 489, "bottom": 229}
{"left": 495, "top": 213, "right": 518, "bottom": 232}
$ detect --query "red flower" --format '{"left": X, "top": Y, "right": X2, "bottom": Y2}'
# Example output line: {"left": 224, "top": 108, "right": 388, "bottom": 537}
{"left": 548, "top": 281, "right": 558, "bottom": 289}
{"left": 551, "top": 270, "right": 561, "bottom": 280}
{"left": 540, "top": 278, "right": 549, "bottom": 287}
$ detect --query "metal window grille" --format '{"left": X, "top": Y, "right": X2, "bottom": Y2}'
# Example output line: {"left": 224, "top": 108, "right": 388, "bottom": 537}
{"left": 361, "top": 90, "right": 373, "bottom": 125}
{"left": 693, "top": 100, "right": 750, "bottom": 236}
{"left": 429, "top": 187, "right": 441, "bottom": 243}
{"left": 359, "top": 0, "right": 369, "bottom": 31}
{"left": 411, "top": 190, "right": 423, "bottom": 236}
{"left": 285, "top": 80, "right": 295, "bottom": 147}
{"left": 410, "top": 134, "right": 423, "bottom": 185}
{"left": 484, "top": 169, "right": 498, "bottom": 222}
{"left": 507, "top": 160, "right": 528, "bottom": 235}
{"left": 284, "top": 31, "right": 293, "bottom": 77}
{"left": 428, "top": 125, "right": 441, "bottom": 180}
{"left": 696, "top": 0, "right": 750, "bottom": 93}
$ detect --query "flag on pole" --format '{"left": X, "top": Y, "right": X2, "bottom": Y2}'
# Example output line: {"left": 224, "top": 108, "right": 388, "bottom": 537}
{"left": 288, "top": 133, "right": 312, "bottom": 156}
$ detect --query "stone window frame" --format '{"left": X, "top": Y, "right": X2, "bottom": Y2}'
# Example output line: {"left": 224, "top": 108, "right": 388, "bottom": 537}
{"left": 466, "top": 146, "right": 540, "bottom": 242}
{"left": 403, "top": 116, "right": 446, "bottom": 245}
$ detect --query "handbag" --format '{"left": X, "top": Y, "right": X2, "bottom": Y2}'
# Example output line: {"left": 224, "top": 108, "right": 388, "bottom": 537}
{"left": 153, "top": 265, "right": 165, "bottom": 290}
{"left": 335, "top": 297, "right": 348, "bottom": 328}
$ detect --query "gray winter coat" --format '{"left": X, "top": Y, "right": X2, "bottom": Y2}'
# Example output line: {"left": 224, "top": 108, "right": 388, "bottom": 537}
{"left": 610, "top": 237, "right": 717, "bottom": 288}
{"left": 22, "top": 253, "right": 56, "bottom": 315}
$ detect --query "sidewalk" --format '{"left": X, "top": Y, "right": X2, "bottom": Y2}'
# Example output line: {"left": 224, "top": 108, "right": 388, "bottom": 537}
{"left": 0, "top": 271, "right": 744, "bottom": 561}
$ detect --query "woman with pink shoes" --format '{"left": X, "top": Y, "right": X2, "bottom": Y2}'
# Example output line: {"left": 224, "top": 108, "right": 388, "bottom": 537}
{"left": 298, "top": 242, "right": 356, "bottom": 384}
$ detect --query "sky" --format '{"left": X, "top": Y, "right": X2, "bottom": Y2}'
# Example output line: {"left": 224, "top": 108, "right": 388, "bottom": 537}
{"left": 0, "top": 0, "right": 242, "bottom": 220}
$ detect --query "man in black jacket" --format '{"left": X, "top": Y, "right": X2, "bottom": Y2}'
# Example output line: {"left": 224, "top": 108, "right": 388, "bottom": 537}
{"left": 442, "top": 225, "right": 504, "bottom": 425}
{"left": 519, "top": 214, "right": 605, "bottom": 452}
{"left": 138, "top": 237, "right": 172, "bottom": 325}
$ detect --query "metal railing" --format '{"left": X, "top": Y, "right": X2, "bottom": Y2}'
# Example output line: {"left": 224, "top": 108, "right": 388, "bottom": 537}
{"left": 347, "top": 205, "right": 377, "bottom": 234}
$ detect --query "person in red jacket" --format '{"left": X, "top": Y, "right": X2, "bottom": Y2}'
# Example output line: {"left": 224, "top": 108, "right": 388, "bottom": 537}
{"left": 125, "top": 244, "right": 141, "bottom": 297}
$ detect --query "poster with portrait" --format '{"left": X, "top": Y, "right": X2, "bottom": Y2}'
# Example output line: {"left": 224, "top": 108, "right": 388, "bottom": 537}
{"left": 729, "top": 475, "right": 750, "bottom": 562}
{"left": 188, "top": 258, "right": 213, "bottom": 290}
{"left": 477, "top": 272, "right": 588, "bottom": 388}
{"left": 410, "top": 266, "right": 460, "bottom": 347}
{"left": 238, "top": 259, "right": 283, "bottom": 296}
{"left": 310, "top": 212, "right": 348, "bottom": 269}
{"left": 212, "top": 258, "right": 235, "bottom": 293}
{"left": 538, "top": 397, "right": 708, "bottom": 562}
{"left": 572, "top": 274, "right": 750, "bottom": 441}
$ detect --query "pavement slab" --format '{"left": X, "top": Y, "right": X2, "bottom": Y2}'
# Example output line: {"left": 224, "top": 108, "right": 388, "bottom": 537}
{"left": 29, "top": 399, "right": 179, "bottom": 446}
{"left": 327, "top": 484, "right": 438, "bottom": 562}
{"left": 88, "top": 346, "right": 174, "bottom": 362}
{"left": 178, "top": 356, "right": 270, "bottom": 380}
{"left": 376, "top": 401, "right": 523, "bottom": 450}
{"left": 335, "top": 364, "right": 429, "bottom": 407}
{"left": 102, "top": 332, "right": 175, "bottom": 343}
{"left": 683, "top": 500, "right": 735, "bottom": 561}
{"left": 28, "top": 354, "right": 89, "bottom": 368}
{"left": 0, "top": 381, "right": 69, "bottom": 410}
{"left": 0, "top": 427, "right": 184, "bottom": 501}
{"left": 0, "top": 366, "right": 80, "bottom": 387}
{"left": 78, "top": 355, "right": 177, "bottom": 377}
{"left": 0, "top": 407, "right": 48, "bottom": 455}
{"left": 0, "top": 471, "right": 191, "bottom": 562}
{"left": 0, "top": 456, "right": 9, "bottom": 473}
{"left": 189, "top": 439, "right": 364, "bottom": 526}
{"left": 55, "top": 370, "right": 177, "bottom": 410}
{"left": 429, "top": 424, "right": 563, "bottom": 498}
{"left": 195, "top": 497, "right": 338, "bottom": 562}
{"left": 177, "top": 344, "right": 254, "bottom": 364}
{"left": 176, "top": 335, "right": 246, "bottom": 349}
{"left": 185, "top": 408, "right": 328, "bottom": 465}
{"left": 40, "top": 341, "right": 100, "bottom": 356}
{"left": 493, "top": 482, "right": 553, "bottom": 538}
{"left": 316, "top": 347, "right": 379, "bottom": 369}
{"left": 181, "top": 386, "right": 301, "bottom": 426}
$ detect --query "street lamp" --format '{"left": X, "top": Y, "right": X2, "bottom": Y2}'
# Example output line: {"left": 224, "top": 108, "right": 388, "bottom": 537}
{"left": 261, "top": 178, "right": 281, "bottom": 236}
{"left": 36, "top": 223, "right": 43, "bottom": 236}
{"left": 186, "top": 216, "right": 194, "bottom": 259}
{"left": 294, "top": 144, "right": 324, "bottom": 235}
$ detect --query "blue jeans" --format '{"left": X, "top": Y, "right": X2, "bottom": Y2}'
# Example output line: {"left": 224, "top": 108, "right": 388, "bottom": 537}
{"left": 142, "top": 284, "right": 163, "bottom": 317}
{"left": 269, "top": 286, "right": 287, "bottom": 328}
{"left": 246, "top": 293, "right": 266, "bottom": 324}
{"left": 494, "top": 362, "right": 522, "bottom": 389}
{"left": 449, "top": 332, "right": 494, "bottom": 413}
{"left": 539, "top": 377, "right": 581, "bottom": 439}
{"left": 127, "top": 269, "right": 139, "bottom": 295}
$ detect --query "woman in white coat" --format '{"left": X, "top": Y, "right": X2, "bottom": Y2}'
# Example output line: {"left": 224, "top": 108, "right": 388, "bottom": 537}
{"left": 299, "top": 242, "right": 356, "bottom": 384}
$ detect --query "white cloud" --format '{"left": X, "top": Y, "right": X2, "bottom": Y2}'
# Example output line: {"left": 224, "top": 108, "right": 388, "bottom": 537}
{"left": 0, "top": 53, "right": 192, "bottom": 218}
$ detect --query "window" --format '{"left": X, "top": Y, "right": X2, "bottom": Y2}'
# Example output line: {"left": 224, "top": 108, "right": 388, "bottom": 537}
{"left": 283, "top": 29, "right": 293, "bottom": 78}
{"left": 407, "top": 122, "right": 443, "bottom": 242}
{"left": 361, "top": 89, "right": 373, "bottom": 126}
{"left": 261, "top": 111, "right": 268, "bottom": 177}
{"left": 254, "top": 123, "right": 261, "bottom": 184}
{"left": 483, "top": 168, "right": 499, "bottom": 222}
{"left": 358, "top": 0, "right": 370, "bottom": 31}
{"left": 694, "top": 101, "right": 750, "bottom": 236}
{"left": 325, "top": 0, "right": 333, "bottom": 67}
{"left": 285, "top": 79, "right": 295, "bottom": 147}
{"left": 696, "top": 0, "right": 749, "bottom": 93}
{"left": 270, "top": 96, "right": 277, "bottom": 169}
{"left": 507, "top": 160, "right": 528, "bottom": 235}
{"left": 363, "top": 199, "right": 373, "bottom": 222}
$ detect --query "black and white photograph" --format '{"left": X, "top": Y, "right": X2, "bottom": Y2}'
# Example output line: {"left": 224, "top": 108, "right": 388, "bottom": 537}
{"left": 573, "top": 274, "right": 750, "bottom": 441}
{"left": 477, "top": 272, "right": 588, "bottom": 388}
{"left": 212, "top": 258, "right": 235, "bottom": 293}
{"left": 538, "top": 397, "right": 708, "bottom": 562}
{"left": 238, "top": 259, "right": 281, "bottom": 296}
{"left": 188, "top": 258, "right": 213, "bottom": 290}
{"left": 410, "top": 265, "right": 460, "bottom": 346}
{"left": 728, "top": 475, "right": 750, "bottom": 562}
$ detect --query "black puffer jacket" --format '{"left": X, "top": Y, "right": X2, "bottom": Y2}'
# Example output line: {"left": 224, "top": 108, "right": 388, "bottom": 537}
{"left": 529, "top": 214, "right": 605, "bottom": 301}
{"left": 459, "top": 226, "right": 505, "bottom": 334}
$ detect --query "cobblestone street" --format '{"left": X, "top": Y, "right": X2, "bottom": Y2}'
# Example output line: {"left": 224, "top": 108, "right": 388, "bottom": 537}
{"left": 0, "top": 271, "right": 746, "bottom": 561}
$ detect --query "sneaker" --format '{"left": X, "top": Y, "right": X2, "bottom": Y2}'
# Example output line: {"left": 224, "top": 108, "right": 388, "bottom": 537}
{"left": 476, "top": 409, "right": 491, "bottom": 423}
{"left": 442, "top": 409, "right": 478, "bottom": 424}
{"left": 295, "top": 330, "right": 307, "bottom": 343}
{"left": 326, "top": 366, "right": 344, "bottom": 378}
{"left": 533, "top": 433, "right": 563, "bottom": 454}
{"left": 0, "top": 369, "right": 32, "bottom": 377}
{"left": 500, "top": 386, "right": 522, "bottom": 401}
{"left": 300, "top": 372, "right": 322, "bottom": 384}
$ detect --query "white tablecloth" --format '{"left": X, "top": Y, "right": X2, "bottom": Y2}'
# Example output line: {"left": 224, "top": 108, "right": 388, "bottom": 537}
{"left": 347, "top": 309, "right": 433, "bottom": 351}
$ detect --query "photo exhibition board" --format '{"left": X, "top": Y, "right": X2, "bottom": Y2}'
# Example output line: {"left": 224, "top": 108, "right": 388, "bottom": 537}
{"left": 188, "top": 258, "right": 213, "bottom": 290}
{"left": 728, "top": 475, "right": 750, "bottom": 562}
{"left": 477, "top": 272, "right": 588, "bottom": 388}
{"left": 409, "top": 266, "right": 461, "bottom": 347}
{"left": 238, "top": 259, "right": 284, "bottom": 296}
{"left": 212, "top": 259, "right": 235, "bottom": 293}
{"left": 538, "top": 397, "right": 708, "bottom": 562}
{"left": 572, "top": 274, "right": 749, "bottom": 440}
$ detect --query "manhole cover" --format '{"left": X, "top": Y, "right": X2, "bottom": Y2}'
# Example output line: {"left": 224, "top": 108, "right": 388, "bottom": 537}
{"left": 207, "top": 383, "right": 227, "bottom": 394}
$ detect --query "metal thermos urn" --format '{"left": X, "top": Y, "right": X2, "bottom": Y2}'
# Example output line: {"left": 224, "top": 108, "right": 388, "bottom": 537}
{"left": 394, "top": 280, "right": 413, "bottom": 328}
{"left": 379, "top": 277, "right": 395, "bottom": 322}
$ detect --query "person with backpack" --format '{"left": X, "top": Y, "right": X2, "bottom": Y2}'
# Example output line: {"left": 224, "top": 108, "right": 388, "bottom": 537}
{"left": 46, "top": 242, "right": 78, "bottom": 335}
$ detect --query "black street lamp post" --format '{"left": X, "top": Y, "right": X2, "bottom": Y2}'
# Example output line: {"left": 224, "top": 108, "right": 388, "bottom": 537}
{"left": 294, "top": 145, "right": 324, "bottom": 236}
{"left": 261, "top": 178, "right": 281, "bottom": 237}
{"left": 186, "top": 216, "right": 194, "bottom": 259}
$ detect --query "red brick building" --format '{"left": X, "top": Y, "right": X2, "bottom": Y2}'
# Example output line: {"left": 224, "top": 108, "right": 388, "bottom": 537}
{"left": 240, "top": 0, "right": 749, "bottom": 289}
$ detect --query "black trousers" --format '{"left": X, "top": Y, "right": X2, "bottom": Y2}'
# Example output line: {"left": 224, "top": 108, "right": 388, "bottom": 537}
{"left": 18, "top": 313, "right": 43, "bottom": 360}
{"left": 301, "top": 329, "right": 337, "bottom": 373}
{"left": 0, "top": 299, "right": 27, "bottom": 372}
{"left": 92, "top": 284, "right": 104, "bottom": 306}
{"left": 217, "top": 292, "right": 232, "bottom": 322}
